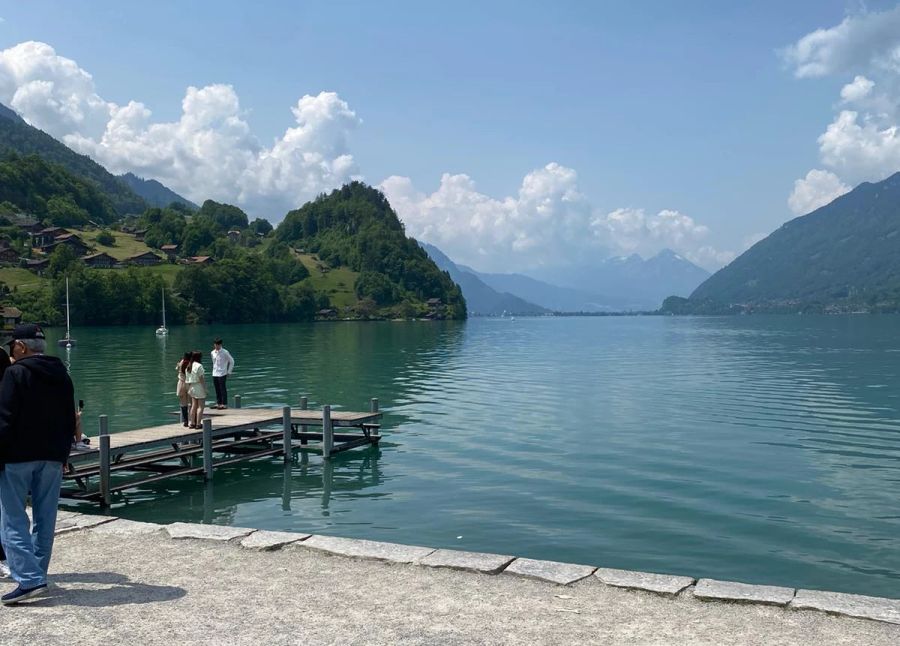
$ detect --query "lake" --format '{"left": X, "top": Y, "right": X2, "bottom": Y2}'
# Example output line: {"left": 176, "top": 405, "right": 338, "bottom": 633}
{"left": 52, "top": 315, "right": 900, "bottom": 597}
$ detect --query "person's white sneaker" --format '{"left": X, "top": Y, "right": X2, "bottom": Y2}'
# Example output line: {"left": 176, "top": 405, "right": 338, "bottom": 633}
{"left": 71, "top": 439, "right": 93, "bottom": 452}
{"left": 0, "top": 561, "right": 11, "bottom": 579}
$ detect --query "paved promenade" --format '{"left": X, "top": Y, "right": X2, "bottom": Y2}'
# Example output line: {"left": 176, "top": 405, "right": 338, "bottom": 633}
{"left": 0, "top": 513, "right": 898, "bottom": 645}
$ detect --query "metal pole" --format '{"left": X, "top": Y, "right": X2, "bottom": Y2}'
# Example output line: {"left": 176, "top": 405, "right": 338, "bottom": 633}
{"left": 370, "top": 398, "right": 379, "bottom": 413}
{"left": 322, "top": 405, "right": 333, "bottom": 459}
{"left": 282, "top": 405, "right": 292, "bottom": 462}
{"left": 299, "top": 396, "right": 308, "bottom": 444}
{"left": 234, "top": 394, "right": 241, "bottom": 409}
{"left": 202, "top": 417, "right": 213, "bottom": 480}
{"left": 99, "top": 416, "right": 111, "bottom": 507}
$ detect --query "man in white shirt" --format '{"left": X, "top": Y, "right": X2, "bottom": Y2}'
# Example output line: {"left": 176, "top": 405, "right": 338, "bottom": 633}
{"left": 210, "top": 338, "right": 235, "bottom": 409}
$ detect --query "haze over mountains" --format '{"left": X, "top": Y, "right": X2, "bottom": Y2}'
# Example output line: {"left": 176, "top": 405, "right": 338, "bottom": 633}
{"left": 665, "top": 171, "right": 900, "bottom": 313}
{"left": 424, "top": 242, "right": 710, "bottom": 313}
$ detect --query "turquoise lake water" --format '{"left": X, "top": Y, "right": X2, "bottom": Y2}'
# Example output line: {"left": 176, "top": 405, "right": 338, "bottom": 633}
{"left": 51, "top": 316, "right": 900, "bottom": 597}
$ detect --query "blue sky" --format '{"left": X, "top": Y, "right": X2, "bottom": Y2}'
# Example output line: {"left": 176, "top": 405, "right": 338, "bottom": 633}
{"left": 1, "top": 1, "right": 899, "bottom": 271}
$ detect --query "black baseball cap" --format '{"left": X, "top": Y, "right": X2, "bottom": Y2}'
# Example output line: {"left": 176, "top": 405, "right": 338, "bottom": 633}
{"left": 7, "top": 324, "right": 45, "bottom": 345}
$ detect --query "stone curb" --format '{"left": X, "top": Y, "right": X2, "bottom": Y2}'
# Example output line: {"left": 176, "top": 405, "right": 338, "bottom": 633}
{"left": 61, "top": 513, "right": 900, "bottom": 625}
{"left": 299, "top": 534, "right": 435, "bottom": 564}
{"left": 595, "top": 567, "right": 695, "bottom": 597}
{"left": 417, "top": 548, "right": 515, "bottom": 574}
{"left": 503, "top": 558, "right": 596, "bottom": 585}
{"left": 791, "top": 589, "right": 900, "bottom": 625}
{"left": 693, "top": 578, "right": 795, "bottom": 606}
{"left": 166, "top": 521, "right": 256, "bottom": 542}
{"left": 240, "top": 530, "right": 310, "bottom": 550}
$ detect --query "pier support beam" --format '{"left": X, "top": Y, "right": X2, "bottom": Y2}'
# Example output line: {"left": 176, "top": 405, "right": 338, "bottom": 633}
{"left": 202, "top": 418, "right": 213, "bottom": 480}
{"left": 99, "top": 415, "right": 110, "bottom": 507}
{"left": 322, "top": 405, "right": 333, "bottom": 459}
{"left": 282, "top": 406, "right": 292, "bottom": 462}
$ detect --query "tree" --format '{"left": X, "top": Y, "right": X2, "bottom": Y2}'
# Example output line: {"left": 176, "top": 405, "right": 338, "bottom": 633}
{"left": 48, "top": 244, "right": 81, "bottom": 278}
{"left": 96, "top": 230, "right": 116, "bottom": 246}
{"left": 250, "top": 217, "right": 273, "bottom": 236}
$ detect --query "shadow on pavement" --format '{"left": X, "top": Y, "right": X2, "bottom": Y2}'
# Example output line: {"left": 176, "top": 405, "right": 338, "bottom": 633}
{"left": 20, "top": 571, "right": 187, "bottom": 607}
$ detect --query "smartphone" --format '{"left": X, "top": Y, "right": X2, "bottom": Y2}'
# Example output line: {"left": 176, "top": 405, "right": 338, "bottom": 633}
{"left": 78, "top": 399, "right": 84, "bottom": 410}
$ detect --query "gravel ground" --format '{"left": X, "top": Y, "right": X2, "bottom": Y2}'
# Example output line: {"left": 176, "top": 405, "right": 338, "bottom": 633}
{"left": 0, "top": 528, "right": 897, "bottom": 646}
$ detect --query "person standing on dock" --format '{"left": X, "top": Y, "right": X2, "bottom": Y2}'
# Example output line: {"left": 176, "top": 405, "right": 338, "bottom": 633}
{"left": 210, "top": 338, "right": 234, "bottom": 410}
{"left": 186, "top": 350, "right": 207, "bottom": 428}
{"left": 0, "top": 324, "right": 75, "bottom": 604}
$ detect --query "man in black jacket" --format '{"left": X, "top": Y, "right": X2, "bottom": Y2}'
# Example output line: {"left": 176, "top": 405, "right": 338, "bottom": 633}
{"left": 0, "top": 324, "right": 74, "bottom": 604}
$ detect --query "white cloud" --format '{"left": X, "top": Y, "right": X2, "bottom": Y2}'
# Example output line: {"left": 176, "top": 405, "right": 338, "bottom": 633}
{"left": 0, "top": 41, "right": 360, "bottom": 216}
{"left": 840, "top": 75, "right": 875, "bottom": 103}
{"left": 781, "top": 6, "right": 900, "bottom": 78}
{"left": 785, "top": 7, "right": 900, "bottom": 213}
{"left": 383, "top": 169, "right": 731, "bottom": 272}
{"left": 788, "top": 169, "right": 851, "bottom": 214}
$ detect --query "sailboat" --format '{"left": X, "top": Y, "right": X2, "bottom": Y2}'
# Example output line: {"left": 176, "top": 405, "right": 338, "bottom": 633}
{"left": 57, "top": 277, "right": 76, "bottom": 348}
{"left": 155, "top": 286, "right": 168, "bottom": 336}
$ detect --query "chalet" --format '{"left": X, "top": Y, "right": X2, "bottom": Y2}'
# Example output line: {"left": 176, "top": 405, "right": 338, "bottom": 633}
{"left": 45, "top": 234, "right": 91, "bottom": 257}
{"left": 33, "top": 227, "right": 69, "bottom": 249}
{"left": 133, "top": 229, "right": 149, "bottom": 242}
{"left": 0, "top": 247, "right": 20, "bottom": 264}
{"left": 82, "top": 251, "right": 117, "bottom": 269}
{"left": 426, "top": 298, "right": 442, "bottom": 307}
{"left": 1, "top": 306, "right": 21, "bottom": 335}
{"left": 125, "top": 251, "right": 162, "bottom": 266}
{"left": 317, "top": 308, "right": 337, "bottom": 318}
{"left": 24, "top": 258, "right": 49, "bottom": 274}
{"left": 160, "top": 244, "right": 179, "bottom": 261}
{"left": 227, "top": 230, "right": 241, "bottom": 242}
{"left": 10, "top": 214, "right": 42, "bottom": 233}
{"left": 184, "top": 255, "right": 213, "bottom": 266}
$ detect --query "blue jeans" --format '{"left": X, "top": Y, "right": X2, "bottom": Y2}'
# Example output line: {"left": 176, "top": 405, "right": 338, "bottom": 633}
{"left": 0, "top": 461, "right": 63, "bottom": 588}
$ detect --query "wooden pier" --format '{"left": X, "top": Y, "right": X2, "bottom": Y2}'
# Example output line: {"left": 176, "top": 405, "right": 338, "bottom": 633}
{"left": 63, "top": 397, "right": 382, "bottom": 506}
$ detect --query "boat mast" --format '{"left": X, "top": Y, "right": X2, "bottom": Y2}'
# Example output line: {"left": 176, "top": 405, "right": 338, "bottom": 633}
{"left": 65, "top": 276, "right": 71, "bottom": 339}
{"left": 161, "top": 286, "right": 166, "bottom": 328}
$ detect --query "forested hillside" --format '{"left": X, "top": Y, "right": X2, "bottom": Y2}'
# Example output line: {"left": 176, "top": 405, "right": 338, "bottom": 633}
{"left": 276, "top": 182, "right": 466, "bottom": 319}
{"left": 0, "top": 102, "right": 146, "bottom": 215}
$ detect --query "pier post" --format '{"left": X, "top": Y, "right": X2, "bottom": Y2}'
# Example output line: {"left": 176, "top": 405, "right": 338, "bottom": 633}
{"left": 234, "top": 394, "right": 241, "bottom": 409}
{"left": 299, "top": 396, "right": 308, "bottom": 445}
{"left": 202, "top": 418, "right": 213, "bottom": 480}
{"left": 282, "top": 406, "right": 292, "bottom": 462}
{"left": 322, "top": 405, "right": 333, "bottom": 459}
{"left": 370, "top": 398, "right": 379, "bottom": 413}
{"left": 99, "top": 415, "right": 110, "bottom": 507}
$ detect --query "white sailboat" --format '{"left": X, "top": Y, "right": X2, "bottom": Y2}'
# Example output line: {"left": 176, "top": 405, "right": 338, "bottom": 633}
{"left": 155, "top": 286, "right": 168, "bottom": 336}
{"left": 57, "top": 276, "right": 76, "bottom": 348}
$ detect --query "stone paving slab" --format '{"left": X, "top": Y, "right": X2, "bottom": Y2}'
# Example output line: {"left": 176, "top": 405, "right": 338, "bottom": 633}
{"left": 792, "top": 589, "right": 900, "bottom": 625}
{"left": 299, "top": 534, "right": 435, "bottom": 564}
{"left": 595, "top": 567, "right": 695, "bottom": 597}
{"left": 240, "top": 530, "right": 310, "bottom": 550}
{"left": 55, "top": 513, "right": 118, "bottom": 535}
{"left": 91, "top": 519, "right": 164, "bottom": 536}
{"left": 503, "top": 557, "right": 596, "bottom": 585}
{"left": 166, "top": 522, "right": 255, "bottom": 542}
{"left": 417, "top": 548, "right": 514, "bottom": 574}
{"left": 694, "top": 578, "right": 796, "bottom": 606}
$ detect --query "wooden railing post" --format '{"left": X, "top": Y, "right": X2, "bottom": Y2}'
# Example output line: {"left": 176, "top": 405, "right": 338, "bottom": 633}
{"left": 98, "top": 414, "right": 110, "bottom": 507}
{"left": 282, "top": 406, "right": 292, "bottom": 462}
{"left": 202, "top": 417, "right": 213, "bottom": 480}
{"left": 322, "top": 405, "right": 333, "bottom": 459}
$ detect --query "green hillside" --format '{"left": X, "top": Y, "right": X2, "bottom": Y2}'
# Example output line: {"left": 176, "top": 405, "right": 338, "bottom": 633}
{"left": 0, "top": 103, "right": 147, "bottom": 215}
{"left": 664, "top": 171, "right": 900, "bottom": 314}
{"left": 276, "top": 182, "right": 466, "bottom": 318}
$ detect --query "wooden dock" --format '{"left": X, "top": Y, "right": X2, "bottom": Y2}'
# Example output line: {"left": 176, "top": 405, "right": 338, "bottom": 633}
{"left": 63, "top": 397, "right": 382, "bottom": 506}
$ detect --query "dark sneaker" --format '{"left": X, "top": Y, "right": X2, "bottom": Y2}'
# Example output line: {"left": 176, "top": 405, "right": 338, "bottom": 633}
{"left": 1, "top": 584, "right": 48, "bottom": 605}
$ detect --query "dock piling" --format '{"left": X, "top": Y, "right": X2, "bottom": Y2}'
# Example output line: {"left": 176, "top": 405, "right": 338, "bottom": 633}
{"left": 99, "top": 414, "right": 110, "bottom": 507}
{"left": 323, "top": 405, "right": 333, "bottom": 459}
{"left": 370, "top": 398, "right": 379, "bottom": 413}
{"left": 234, "top": 394, "right": 242, "bottom": 409}
{"left": 299, "top": 396, "right": 308, "bottom": 445}
{"left": 282, "top": 406, "right": 292, "bottom": 462}
{"left": 202, "top": 418, "right": 213, "bottom": 480}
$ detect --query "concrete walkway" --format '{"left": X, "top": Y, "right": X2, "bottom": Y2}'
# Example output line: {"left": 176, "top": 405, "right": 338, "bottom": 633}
{"left": 0, "top": 515, "right": 898, "bottom": 645}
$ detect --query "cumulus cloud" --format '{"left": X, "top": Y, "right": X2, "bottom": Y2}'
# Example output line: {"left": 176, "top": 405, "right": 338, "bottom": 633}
{"left": 383, "top": 168, "right": 731, "bottom": 272}
{"left": 785, "top": 7, "right": 900, "bottom": 211}
{"left": 0, "top": 41, "right": 360, "bottom": 215}
{"left": 788, "top": 169, "right": 851, "bottom": 214}
{"left": 781, "top": 6, "right": 900, "bottom": 78}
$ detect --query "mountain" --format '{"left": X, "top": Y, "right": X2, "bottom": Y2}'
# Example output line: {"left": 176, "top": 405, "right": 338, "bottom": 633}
{"left": 421, "top": 243, "right": 547, "bottom": 315}
{"left": 0, "top": 102, "right": 147, "bottom": 216}
{"left": 120, "top": 172, "right": 197, "bottom": 210}
{"left": 275, "top": 182, "right": 466, "bottom": 318}
{"left": 465, "top": 268, "right": 615, "bottom": 312}
{"left": 666, "top": 171, "right": 900, "bottom": 313}
{"left": 531, "top": 250, "right": 709, "bottom": 310}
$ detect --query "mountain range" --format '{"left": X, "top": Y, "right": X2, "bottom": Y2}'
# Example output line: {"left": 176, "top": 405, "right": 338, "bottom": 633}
{"left": 119, "top": 172, "right": 197, "bottom": 210}
{"left": 664, "top": 171, "right": 900, "bottom": 313}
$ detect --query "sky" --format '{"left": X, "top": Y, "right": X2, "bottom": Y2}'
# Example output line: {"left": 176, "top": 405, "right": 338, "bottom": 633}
{"left": 1, "top": 1, "right": 899, "bottom": 273}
